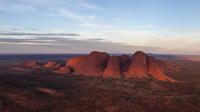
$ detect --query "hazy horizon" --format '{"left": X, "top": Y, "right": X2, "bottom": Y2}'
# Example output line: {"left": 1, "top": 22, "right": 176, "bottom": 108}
{"left": 0, "top": 0, "right": 200, "bottom": 54}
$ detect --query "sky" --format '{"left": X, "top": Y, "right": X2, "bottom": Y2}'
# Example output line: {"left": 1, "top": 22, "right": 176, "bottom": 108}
{"left": 0, "top": 0, "right": 200, "bottom": 54}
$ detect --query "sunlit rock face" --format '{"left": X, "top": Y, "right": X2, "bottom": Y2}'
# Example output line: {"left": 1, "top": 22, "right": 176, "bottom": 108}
{"left": 66, "top": 51, "right": 109, "bottom": 76}
{"left": 127, "top": 51, "right": 149, "bottom": 78}
{"left": 147, "top": 56, "right": 177, "bottom": 82}
{"left": 65, "top": 56, "right": 88, "bottom": 75}
{"left": 103, "top": 56, "right": 121, "bottom": 78}
{"left": 53, "top": 66, "right": 73, "bottom": 74}
{"left": 43, "top": 62, "right": 61, "bottom": 70}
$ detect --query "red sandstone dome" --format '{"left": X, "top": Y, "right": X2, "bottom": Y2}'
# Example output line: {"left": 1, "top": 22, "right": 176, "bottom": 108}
{"left": 66, "top": 51, "right": 109, "bottom": 76}
{"left": 103, "top": 56, "right": 121, "bottom": 78}
{"left": 85, "top": 51, "right": 109, "bottom": 76}
{"left": 127, "top": 51, "right": 149, "bottom": 78}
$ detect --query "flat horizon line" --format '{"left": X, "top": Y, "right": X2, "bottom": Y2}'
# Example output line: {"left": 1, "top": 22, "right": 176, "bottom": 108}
{"left": 0, "top": 52, "right": 200, "bottom": 56}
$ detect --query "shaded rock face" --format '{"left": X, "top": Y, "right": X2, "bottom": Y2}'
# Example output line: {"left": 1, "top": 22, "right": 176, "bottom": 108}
{"left": 120, "top": 55, "right": 130, "bottom": 72}
{"left": 66, "top": 56, "right": 87, "bottom": 74}
{"left": 85, "top": 51, "right": 109, "bottom": 76}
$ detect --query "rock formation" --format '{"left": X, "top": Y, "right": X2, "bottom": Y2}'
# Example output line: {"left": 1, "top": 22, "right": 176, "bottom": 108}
{"left": 43, "top": 62, "right": 61, "bottom": 70}
{"left": 158, "top": 60, "right": 181, "bottom": 73}
{"left": 15, "top": 51, "right": 179, "bottom": 82}
{"left": 147, "top": 56, "right": 176, "bottom": 82}
{"left": 54, "top": 66, "right": 73, "bottom": 74}
{"left": 21, "top": 61, "right": 41, "bottom": 69}
{"left": 64, "top": 51, "right": 178, "bottom": 82}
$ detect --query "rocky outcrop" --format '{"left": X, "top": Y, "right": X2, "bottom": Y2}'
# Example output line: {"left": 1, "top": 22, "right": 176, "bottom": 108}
{"left": 43, "top": 62, "right": 61, "bottom": 70}
{"left": 21, "top": 61, "right": 41, "bottom": 69}
{"left": 53, "top": 66, "right": 73, "bottom": 74}
{"left": 148, "top": 56, "right": 177, "bottom": 82}
{"left": 158, "top": 60, "right": 181, "bottom": 73}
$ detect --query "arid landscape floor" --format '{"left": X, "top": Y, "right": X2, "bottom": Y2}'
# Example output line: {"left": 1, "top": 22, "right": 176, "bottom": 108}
{"left": 0, "top": 54, "right": 200, "bottom": 112}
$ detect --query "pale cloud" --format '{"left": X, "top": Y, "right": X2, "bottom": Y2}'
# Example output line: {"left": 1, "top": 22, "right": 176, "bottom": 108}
{"left": 79, "top": 27, "right": 162, "bottom": 46}
{"left": 58, "top": 8, "right": 102, "bottom": 22}
{"left": 0, "top": 36, "right": 161, "bottom": 54}
{"left": 59, "top": 9, "right": 86, "bottom": 22}
{"left": 144, "top": 32, "right": 200, "bottom": 54}
{"left": 73, "top": 0, "right": 100, "bottom": 10}
{"left": 0, "top": 3, "right": 36, "bottom": 12}
{"left": 0, "top": 32, "right": 80, "bottom": 36}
